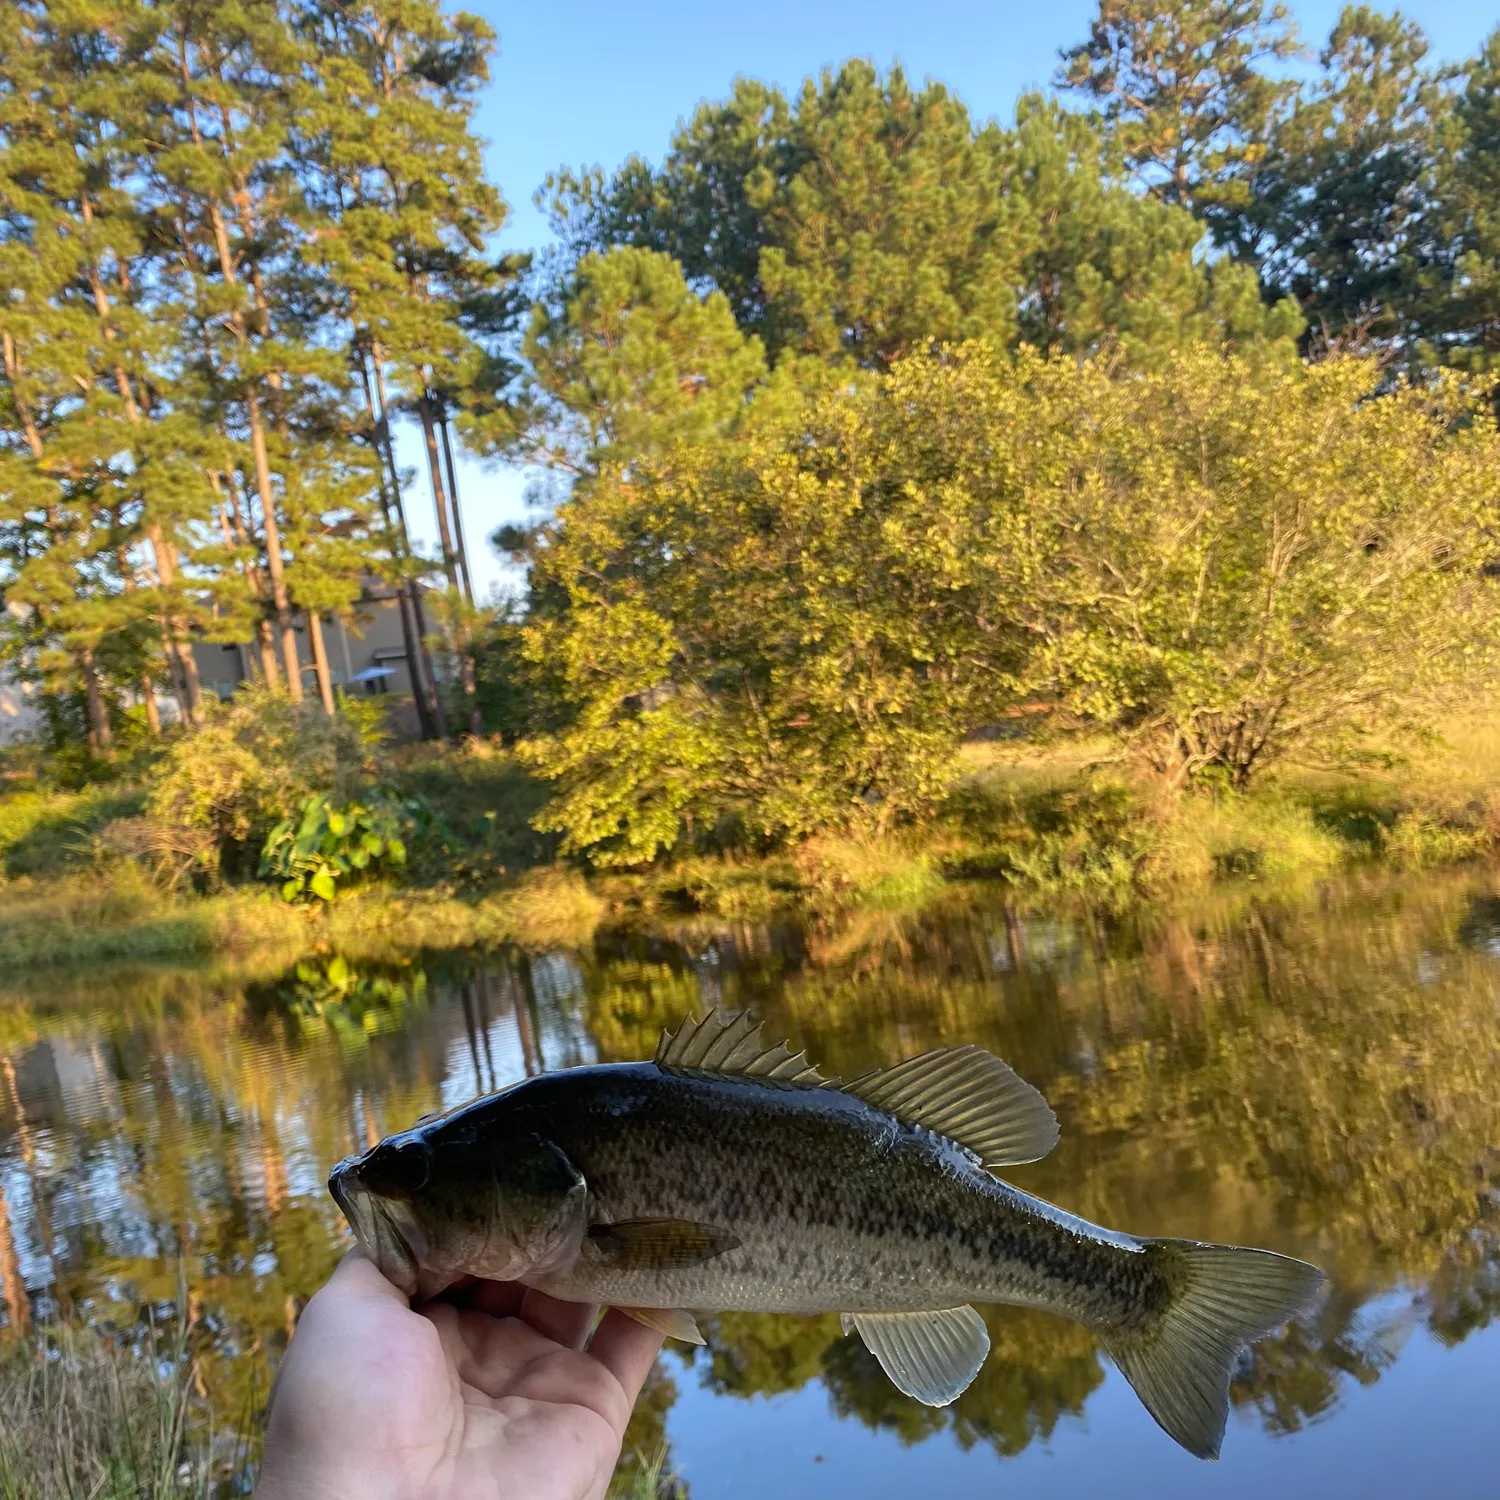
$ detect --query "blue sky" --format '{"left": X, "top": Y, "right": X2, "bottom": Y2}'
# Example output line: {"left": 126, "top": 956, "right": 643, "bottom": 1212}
{"left": 411, "top": 0, "right": 1500, "bottom": 598}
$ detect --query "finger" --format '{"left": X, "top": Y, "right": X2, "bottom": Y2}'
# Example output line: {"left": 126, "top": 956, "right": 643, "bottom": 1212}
{"left": 519, "top": 1287, "right": 598, "bottom": 1350}
{"left": 587, "top": 1308, "right": 666, "bottom": 1402}
{"left": 464, "top": 1279, "right": 526, "bottom": 1320}
{"left": 319, "top": 1247, "right": 411, "bottom": 1308}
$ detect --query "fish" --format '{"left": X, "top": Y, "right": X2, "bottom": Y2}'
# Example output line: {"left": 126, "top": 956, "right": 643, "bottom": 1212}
{"left": 329, "top": 1009, "right": 1323, "bottom": 1459}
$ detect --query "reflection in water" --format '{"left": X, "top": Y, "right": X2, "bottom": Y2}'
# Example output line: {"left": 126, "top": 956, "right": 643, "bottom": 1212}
{"left": 1, "top": 871, "right": 1499, "bottom": 1493}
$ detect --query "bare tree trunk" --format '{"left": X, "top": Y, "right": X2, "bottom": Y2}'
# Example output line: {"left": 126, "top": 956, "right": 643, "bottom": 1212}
{"left": 216, "top": 467, "right": 282, "bottom": 691}
{"left": 180, "top": 61, "right": 300, "bottom": 702}
{"left": 437, "top": 407, "right": 474, "bottom": 604}
{"left": 80, "top": 647, "right": 112, "bottom": 755}
{"left": 306, "top": 610, "right": 337, "bottom": 715}
{"left": 356, "top": 355, "right": 438, "bottom": 740}
{"left": 245, "top": 392, "right": 302, "bottom": 699}
{"left": 419, "top": 393, "right": 481, "bottom": 737}
{"left": 371, "top": 354, "right": 447, "bottom": 740}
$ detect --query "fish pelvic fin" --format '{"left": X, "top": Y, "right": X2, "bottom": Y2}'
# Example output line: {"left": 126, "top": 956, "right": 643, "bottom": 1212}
{"left": 840, "top": 1046, "right": 1059, "bottom": 1166}
{"left": 1101, "top": 1238, "right": 1325, "bottom": 1460}
{"left": 615, "top": 1307, "right": 706, "bottom": 1345}
{"left": 844, "top": 1307, "right": 990, "bottom": 1407}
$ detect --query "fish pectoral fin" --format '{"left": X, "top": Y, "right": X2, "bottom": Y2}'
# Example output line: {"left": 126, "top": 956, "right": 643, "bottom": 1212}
{"left": 615, "top": 1306, "right": 706, "bottom": 1345}
{"left": 848, "top": 1306, "right": 990, "bottom": 1408}
{"left": 839, "top": 1046, "right": 1059, "bottom": 1167}
{"left": 587, "top": 1217, "right": 740, "bottom": 1270}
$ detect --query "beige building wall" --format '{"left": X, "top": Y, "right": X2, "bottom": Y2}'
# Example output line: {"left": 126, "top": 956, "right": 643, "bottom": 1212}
{"left": 191, "top": 589, "right": 423, "bottom": 705}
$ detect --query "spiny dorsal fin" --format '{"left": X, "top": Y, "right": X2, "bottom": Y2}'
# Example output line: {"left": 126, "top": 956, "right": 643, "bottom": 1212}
{"left": 655, "top": 1009, "right": 827, "bottom": 1087}
{"left": 840, "top": 1045, "right": 1059, "bottom": 1166}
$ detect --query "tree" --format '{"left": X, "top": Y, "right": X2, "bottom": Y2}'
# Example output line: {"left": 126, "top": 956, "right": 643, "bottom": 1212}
{"left": 1234, "top": 6, "right": 1448, "bottom": 352}
{"left": 543, "top": 61, "right": 1301, "bottom": 375}
{"left": 975, "top": 346, "right": 1500, "bottom": 785}
{"left": 296, "top": 0, "right": 517, "bottom": 738}
{"left": 0, "top": 0, "right": 229, "bottom": 748}
{"left": 512, "top": 260, "right": 1031, "bottom": 864}
{"left": 1426, "top": 26, "right": 1500, "bottom": 372}
{"left": 1055, "top": 0, "right": 1301, "bottom": 219}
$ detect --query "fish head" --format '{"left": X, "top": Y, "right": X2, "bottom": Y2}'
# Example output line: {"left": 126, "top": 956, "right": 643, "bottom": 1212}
{"left": 329, "top": 1109, "right": 589, "bottom": 1298}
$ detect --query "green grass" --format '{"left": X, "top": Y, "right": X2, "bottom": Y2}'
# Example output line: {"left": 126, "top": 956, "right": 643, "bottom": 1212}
{"left": 0, "top": 785, "right": 147, "bottom": 879}
{"left": 5, "top": 712, "right": 1500, "bottom": 972}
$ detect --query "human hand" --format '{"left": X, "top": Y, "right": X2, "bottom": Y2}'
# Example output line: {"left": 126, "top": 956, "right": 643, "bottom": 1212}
{"left": 254, "top": 1251, "right": 666, "bottom": 1500}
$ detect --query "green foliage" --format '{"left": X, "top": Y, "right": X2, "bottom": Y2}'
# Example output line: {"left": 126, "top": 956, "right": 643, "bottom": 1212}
{"left": 1055, "top": 0, "right": 1302, "bottom": 212}
{"left": 542, "top": 61, "right": 1301, "bottom": 375}
{"left": 0, "top": 785, "right": 145, "bottom": 879}
{"left": 983, "top": 348, "right": 1500, "bottom": 782}
{"left": 515, "top": 339, "right": 1500, "bottom": 863}
{"left": 1235, "top": 5, "right": 1445, "bottom": 348}
{"left": 259, "top": 792, "right": 410, "bottom": 903}
{"left": 1428, "top": 26, "right": 1500, "bottom": 372}
{"left": 146, "top": 690, "right": 376, "bottom": 857}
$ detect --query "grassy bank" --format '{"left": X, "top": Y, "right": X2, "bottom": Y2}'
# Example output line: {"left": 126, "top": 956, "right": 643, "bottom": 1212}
{"left": 0, "top": 1319, "right": 676, "bottom": 1500}
{"left": 4, "top": 714, "right": 1500, "bottom": 970}
{"left": 0, "top": 1321, "right": 228, "bottom": 1500}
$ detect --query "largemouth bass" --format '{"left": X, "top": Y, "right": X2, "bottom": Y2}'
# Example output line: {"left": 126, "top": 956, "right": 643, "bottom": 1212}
{"left": 329, "top": 1009, "right": 1322, "bottom": 1459}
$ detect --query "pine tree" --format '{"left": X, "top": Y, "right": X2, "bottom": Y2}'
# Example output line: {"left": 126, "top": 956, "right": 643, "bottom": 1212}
{"left": 295, "top": 0, "right": 516, "bottom": 738}
{"left": 538, "top": 61, "right": 1301, "bottom": 377}
{"left": 0, "top": 0, "right": 209, "bottom": 747}
{"left": 1427, "top": 27, "right": 1500, "bottom": 371}
{"left": 1237, "top": 5, "right": 1447, "bottom": 352}
{"left": 1055, "top": 0, "right": 1301, "bottom": 220}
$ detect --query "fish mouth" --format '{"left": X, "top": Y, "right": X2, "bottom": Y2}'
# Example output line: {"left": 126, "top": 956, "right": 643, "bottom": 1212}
{"left": 329, "top": 1156, "right": 419, "bottom": 1297}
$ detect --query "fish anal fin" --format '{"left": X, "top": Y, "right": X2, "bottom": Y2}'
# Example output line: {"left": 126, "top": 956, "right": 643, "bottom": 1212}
{"left": 1101, "top": 1239, "right": 1325, "bottom": 1460}
{"left": 655, "top": 1009, "right": 826, "bottom": 1087}
{"left": 840, "top": 1046, "right": 1059, "bottom": 1166}
{"left": 848, "top": 1307, "right": 990, "bottom": 1407}
{"left": 587, "top": 1218, "right": 740, "bottom": 1270}
{"left": 615, "top": 1306, "right": 706, "bottom": 1345}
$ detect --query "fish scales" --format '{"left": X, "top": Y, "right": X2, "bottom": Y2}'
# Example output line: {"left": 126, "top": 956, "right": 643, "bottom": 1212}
{"left": 516, "top": 1065, "right": 1155, "bottom": 1325}
{"left": 329, "top": 1011, "right": 1324, "bottom": 1460}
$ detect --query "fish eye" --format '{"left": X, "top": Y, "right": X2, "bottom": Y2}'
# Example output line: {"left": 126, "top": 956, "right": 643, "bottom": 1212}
{"left": 359, "top": 1137, "right": 432, "bottom": 1198}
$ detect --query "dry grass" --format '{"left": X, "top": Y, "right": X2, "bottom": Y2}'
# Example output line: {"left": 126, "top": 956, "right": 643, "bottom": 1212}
{"left": 0, "top": 1321, "right": 234, "bottom": 1500}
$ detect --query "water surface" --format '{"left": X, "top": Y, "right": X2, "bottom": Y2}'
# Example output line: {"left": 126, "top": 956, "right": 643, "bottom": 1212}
{"left": 2, "top": 871, "right": 1498, "bottom": 1497}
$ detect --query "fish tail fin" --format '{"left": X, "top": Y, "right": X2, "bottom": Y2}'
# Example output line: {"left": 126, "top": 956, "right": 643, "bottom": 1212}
{"left": 1100, "top": 1238, "right": 1324, "bottom": 1460}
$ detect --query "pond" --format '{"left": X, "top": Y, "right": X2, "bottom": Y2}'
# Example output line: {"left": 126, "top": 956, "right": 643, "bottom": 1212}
{"left": 2, "top": 869, "right": 1499, "bottom": 1498}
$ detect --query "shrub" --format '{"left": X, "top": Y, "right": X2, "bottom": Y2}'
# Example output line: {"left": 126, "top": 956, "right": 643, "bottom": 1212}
{"left": 147, "top": 690, "right": 377, "bottom": 865}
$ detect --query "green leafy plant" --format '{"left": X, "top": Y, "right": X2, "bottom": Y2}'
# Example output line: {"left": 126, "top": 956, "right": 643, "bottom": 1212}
{"left": 258, "top": 792, "right": 411, "bottom": 903}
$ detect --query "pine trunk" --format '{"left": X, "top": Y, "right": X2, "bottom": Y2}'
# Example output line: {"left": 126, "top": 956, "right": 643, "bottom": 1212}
{"left": 438, "top": 409, "right": 475, "bottom": 604}
{"left": 419, "top": 394, "right": 481, "bottom": 737}
{"left": 141, "top": 679, "right": 162, "bottom": 735}
{"left": 246, "top": 390, "right": 303, "bottom": 700}
{"left": 80, "top": 648, "right": 113, "bottom": 755}
{"left": 306, "top": 609, "right": 337, "bottom": 715}
{"left": 356, "top": 353, "right": 436, "bottom": 739}
{"left": 369, "top": 353, "right": 447, "bottom": 740}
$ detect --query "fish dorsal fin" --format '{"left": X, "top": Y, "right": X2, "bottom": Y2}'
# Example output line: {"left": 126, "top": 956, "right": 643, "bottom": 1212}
{"left": 655, "top": 1009, "right": 827, "bottom": 1087}
{"left": 840, "top": 1045, "right": 1059, "bottom": 1166}
{"left": 844, "top": 1307, "right": 991, "bottom": 1407}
